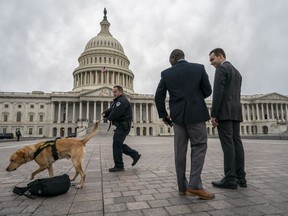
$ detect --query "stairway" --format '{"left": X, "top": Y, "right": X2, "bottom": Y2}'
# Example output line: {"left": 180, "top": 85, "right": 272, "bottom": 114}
{"left": 87, "top": 122, "right": 114, "bottom": 136}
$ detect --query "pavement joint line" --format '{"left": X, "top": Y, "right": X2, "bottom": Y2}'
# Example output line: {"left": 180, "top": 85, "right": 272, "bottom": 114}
{"left": 99, "top": 142, "right": 105, "bottom": 216}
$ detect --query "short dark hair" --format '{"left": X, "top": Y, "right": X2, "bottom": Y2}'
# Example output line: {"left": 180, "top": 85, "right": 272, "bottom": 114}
{"left": 113, "top": 85, "right": 123, "bottom": 93}
{"left": 170, "top": 49, "right": 185, "bottom": 60}
{"left": 209, "top": 48, "right": 226, "bottom": 58}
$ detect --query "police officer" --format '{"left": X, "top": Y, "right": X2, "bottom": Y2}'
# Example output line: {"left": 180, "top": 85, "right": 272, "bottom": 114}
{"left": 16, "top": 130, "right": 21, "bottom": 142}
{"left": 102, "top": 85, "right": 141, "bottom": 172}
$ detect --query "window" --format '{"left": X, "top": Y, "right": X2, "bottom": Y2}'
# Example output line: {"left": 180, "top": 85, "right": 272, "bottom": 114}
{"left": 39, "top": 115, "right": 44, "bottom": 122}
{"left": 28, "top": 128, "right": 33, "bottom": 135}
{"left": 3, "top": 128, "right": 7, "bottom": 133}
{"left": 4, "top": 104, "right": 9, "bottom": 108}
{"left": 30, "top": 104, "right": 34, "bottom": 108}
{"left": 29, "top": 115, "right": 34, "bottom": 122}
{"left": 3, "top": 115, "right": 8, "bottom": 122}
{"left": 38, "top": 128, "right": 43, "bottom": 135}
{"left": 40, "top": 105, "right": 44, "bottom": 109}
{"left": 16, "top": 112, "right": 21, "bottom": 122}
{"left": 18, "top": 105, "right": 22, "bottom": 108}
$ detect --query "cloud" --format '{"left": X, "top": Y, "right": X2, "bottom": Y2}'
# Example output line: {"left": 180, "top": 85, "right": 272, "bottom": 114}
{"left": 0, "top": 0, "right": 287, "bottom": 96}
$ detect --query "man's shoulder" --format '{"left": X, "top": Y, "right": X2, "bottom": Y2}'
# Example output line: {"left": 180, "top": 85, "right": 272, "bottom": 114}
{"left": 187, "top": 62, "right": 204, "bottom": 68}
{"left": 221, "top": 61, "right": 235, "bottom": 68}
{"left": 220, "top": 61, "right": 240, "bottom": 73}
{"left": 117, "top": 95, "right": 129, "bottom": 103}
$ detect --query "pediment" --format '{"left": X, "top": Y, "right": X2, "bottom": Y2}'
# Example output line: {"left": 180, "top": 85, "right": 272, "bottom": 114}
{"left": 255, "top": 92, "right": 288, "bottom": 100}
{"left": 80, "top": 87, "right": 113, "bottom": 97}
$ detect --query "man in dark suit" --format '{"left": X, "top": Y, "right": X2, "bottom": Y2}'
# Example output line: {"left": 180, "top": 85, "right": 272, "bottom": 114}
{"left": 209, "top": 48, "right": 247, "bottom": 189}
{"left": 155, "top": 49, "right": 215, "bottom": 200}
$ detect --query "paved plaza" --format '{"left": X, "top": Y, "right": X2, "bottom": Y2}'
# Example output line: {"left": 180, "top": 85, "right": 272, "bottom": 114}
{"left": 1, "top": 133, "right": 288, "bottom": 216}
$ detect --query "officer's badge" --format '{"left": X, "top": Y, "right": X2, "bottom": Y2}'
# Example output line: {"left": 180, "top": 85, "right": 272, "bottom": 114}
{"left": 116, "top": 102, "right": 121, "bottom": 107}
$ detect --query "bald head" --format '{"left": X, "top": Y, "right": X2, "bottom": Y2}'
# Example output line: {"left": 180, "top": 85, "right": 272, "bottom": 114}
{"left": 169, "top": 49, "right": 185, "bottom": 66}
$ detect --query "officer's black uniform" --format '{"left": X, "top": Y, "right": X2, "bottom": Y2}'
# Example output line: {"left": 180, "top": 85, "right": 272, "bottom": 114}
{"left": 103, "top": 94, "right": 140, "bottom": 170}
{"left": 16, "top": 130, "right": 21, "bottom": 142}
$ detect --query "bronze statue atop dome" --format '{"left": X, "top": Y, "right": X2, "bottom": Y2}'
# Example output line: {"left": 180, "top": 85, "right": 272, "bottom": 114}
{"left": 104, "top": 8, "right": 107, "bottom": 19}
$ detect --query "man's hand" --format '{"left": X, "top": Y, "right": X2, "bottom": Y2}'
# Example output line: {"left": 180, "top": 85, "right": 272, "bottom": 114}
{"left": 211, "top": 117, "right": 218, "bottom": 128}
{"left": 163, "top": 116, "right": 173, "bottom": 127}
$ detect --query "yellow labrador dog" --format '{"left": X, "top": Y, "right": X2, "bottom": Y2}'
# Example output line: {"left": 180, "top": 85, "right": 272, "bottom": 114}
{"left": 6, "top": 122, "right": 98, "bottom": 189}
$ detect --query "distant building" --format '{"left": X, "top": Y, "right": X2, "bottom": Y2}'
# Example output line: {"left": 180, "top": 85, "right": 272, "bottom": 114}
{"left": 1, "top": 9, "right": 287, "bottom": 138}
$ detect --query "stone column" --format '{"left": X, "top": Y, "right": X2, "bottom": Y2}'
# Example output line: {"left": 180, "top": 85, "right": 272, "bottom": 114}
{"left": 95, "top": 71, "right": 98, "bottom": 84}
{"left": 50, "top": 102, "right": 55, "bottom": 123}
{"left": 65, "top": 102, "right": 68, "bottom": 123}
{"left": 101, "top": 101, "right": 104, "bottom": 114}
{"left": 281, "top": 104, "right": 286, "bottom": 122}
{"left": 271, "top": 103, "right": 275, "bottom": 120}
{"left": 256, "top": 104, "right": 260, "bottom": 121}
{"left": 100, "top": 70, "right": 104, "bottom": 84}
{"left": 266, "top": 103, "right": 270, "bottom": 119}
{"left": 106, "top": 71, "right": 109, "bottom": 84}
{"left": 251, "top": 104, "right": 255, "bottom": 121}
{"left": 276, "top": 103, "right": 280, "bottom": 121}
{"left": 72, "top": 102, "right": 76, "bottom": 123}
{"left": 145, "top": 103, "right": 149, "bottom": 123}
{"left": 280, "top": 103, "right": 284, "bottom": 121}
{"left": 93, "top": 101, "right": 97, "bottom": 123}
{"left": 242, "top": 104, "right": 246, "bottom": 122}
{"left": 261, "top": 103, "right": 264, "bottom": 120}
{"left": 83, "top": 72, "right": 85, "bottom": 85}
{"left": 253, "top": 104, "right": 256, "bottom": 121}
{"left": 140, "top": 103, "right": 143, "bottom": 123}
{"left": 247, "top": 104, "right": 251, "bottom": 121}
{"left": 79, "top": 101, "right": 82, "bottom": 121}
{"left": 133, "top": 103, "right": 137, "bottom": 123}
{"left": 57, "top": 102, "right": 61, "bottom": 123}
{"left": 151, "top": 104, "right": 156, "bottom": 122}
{"left": 86, "top": 101, "right": 89, "bottom": 122}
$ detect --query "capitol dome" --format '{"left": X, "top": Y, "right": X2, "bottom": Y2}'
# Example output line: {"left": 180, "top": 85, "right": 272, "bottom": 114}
{"left": 72, "top": 8, "right": 134, "bottom": 93}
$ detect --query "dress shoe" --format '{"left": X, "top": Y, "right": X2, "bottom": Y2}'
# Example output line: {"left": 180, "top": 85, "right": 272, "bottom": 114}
{"left": 186, "top": 188, "right": 215, "bottom": 200}
{"left": 131, "top": 154, "right": 141, "bottom": 166}
{"left": 212, "top": 179, "right": 237, "bottom": 189}
{"left": 109, "top": 167, "right": 124, "bottom": 172}
{"left": 237, "top": 179, "right": 247, "bottom": 188}
{"left": 178, "top": 191, "right": 186, "bottom": 196}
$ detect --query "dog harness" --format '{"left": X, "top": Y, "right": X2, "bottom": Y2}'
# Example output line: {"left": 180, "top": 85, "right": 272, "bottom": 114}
{"left": 33, "top": 137, "right": 60, "bottom": 160}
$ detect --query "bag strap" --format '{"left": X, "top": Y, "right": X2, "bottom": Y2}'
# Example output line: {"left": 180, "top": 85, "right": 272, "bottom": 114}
{"left": 13, "top": 186, "right": 35, "bottom": 199}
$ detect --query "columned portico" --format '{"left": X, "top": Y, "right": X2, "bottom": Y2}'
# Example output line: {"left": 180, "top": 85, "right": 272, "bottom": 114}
{"left": 0, "top": 9, "right": 287, "bottom": 138}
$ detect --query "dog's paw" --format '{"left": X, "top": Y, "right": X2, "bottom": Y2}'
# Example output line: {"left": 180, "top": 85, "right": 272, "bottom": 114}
{"left": 75, "top": 185, "right": 83, "bottom": 189}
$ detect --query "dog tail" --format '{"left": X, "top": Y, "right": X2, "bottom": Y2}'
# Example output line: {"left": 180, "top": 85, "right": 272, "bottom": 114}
{"left": 81, "top": 122, "right": 99, "bottom": 145}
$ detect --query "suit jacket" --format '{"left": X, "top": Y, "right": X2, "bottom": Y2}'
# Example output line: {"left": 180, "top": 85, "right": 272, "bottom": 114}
{"left": 155, "top": 60, "right": 212, "bottom": 124}
{"left": 211, "top": 61, "right": 243, "bottom": 121}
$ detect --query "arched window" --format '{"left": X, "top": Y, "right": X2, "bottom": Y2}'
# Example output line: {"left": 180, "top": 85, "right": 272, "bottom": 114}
{"left": 149, "top": 127, "right": 153, "bottom": 136}
{"left": 262, "top": 126, "right": 268, "bottom": 134}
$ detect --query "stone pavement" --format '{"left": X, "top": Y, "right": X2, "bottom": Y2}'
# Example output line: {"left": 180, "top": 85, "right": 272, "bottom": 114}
{"left": 1, "top": 134, "right": 288, "bottom": 216}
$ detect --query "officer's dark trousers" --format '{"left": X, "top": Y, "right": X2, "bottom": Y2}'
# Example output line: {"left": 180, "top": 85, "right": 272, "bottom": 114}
{"left": 113, "top": 126, "right": 138, "bottom": 168}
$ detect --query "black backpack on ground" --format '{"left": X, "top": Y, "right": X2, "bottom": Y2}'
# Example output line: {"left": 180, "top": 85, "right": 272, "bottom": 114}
{"left": 13, "top": 174, "right": 71, "bottom": 199}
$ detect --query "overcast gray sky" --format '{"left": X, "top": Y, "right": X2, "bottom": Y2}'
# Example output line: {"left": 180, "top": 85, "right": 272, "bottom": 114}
{"left": 1, "top": 0, "right": 287, "bottom": 96}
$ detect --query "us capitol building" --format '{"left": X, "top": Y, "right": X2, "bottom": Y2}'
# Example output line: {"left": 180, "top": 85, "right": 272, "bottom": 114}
{"left": 1, "top": 9, "right": 288, "bottom": 138}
